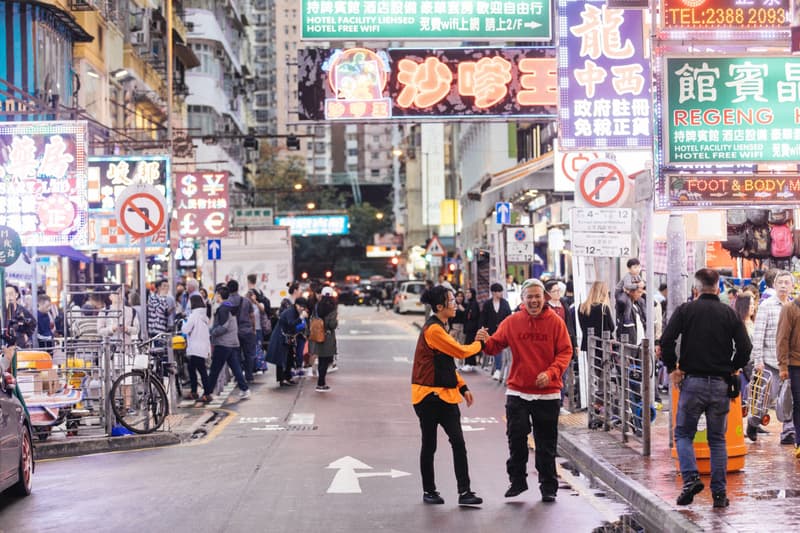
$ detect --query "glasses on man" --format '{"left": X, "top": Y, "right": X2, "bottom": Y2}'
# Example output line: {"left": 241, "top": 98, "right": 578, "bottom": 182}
{"left": 447, "top": 299, "right": 457, "bottom": 306}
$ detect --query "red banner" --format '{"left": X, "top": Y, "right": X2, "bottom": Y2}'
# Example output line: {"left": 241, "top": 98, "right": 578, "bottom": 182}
{"left": 175, "top": 171, "right": 229, "bottom": 238}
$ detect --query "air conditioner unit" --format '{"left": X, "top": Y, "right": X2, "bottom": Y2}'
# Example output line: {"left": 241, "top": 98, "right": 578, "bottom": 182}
{"left": 133, "top": 31, "right": 147, "bottom": 45}
{"left": 186, "top": 22, "right": 195, "bottom": 32}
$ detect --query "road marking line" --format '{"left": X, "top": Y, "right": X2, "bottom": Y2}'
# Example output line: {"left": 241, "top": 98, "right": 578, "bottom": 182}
{"left": 338, "top": 335, "right": 410, "bottom": 340}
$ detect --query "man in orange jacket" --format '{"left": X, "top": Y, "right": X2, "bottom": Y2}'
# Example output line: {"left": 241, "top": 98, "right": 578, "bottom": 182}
{"left": 483, "top": 278, "right": 573, "bottom": 503}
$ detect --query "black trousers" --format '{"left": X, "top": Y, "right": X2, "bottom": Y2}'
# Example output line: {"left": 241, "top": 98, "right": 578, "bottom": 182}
{"left": 505, "top": 395, "right": 560, "bottom": 495}
{"left": 413, "top": 393, "right": 470, "bottom": 494}
{"left": 187, "top": 355, "right": 209, "bottom": 395}
{"left": 317, "top": 356, "right": 333, "bottom": 386}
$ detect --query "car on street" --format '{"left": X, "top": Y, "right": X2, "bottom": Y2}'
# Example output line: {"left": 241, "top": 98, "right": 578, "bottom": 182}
{"left": 336, "top": 283, "right": 364, "bottom": 306}
{"left": 0, "top": 363, "right": 34, "bottom": 497}
{"left": 394, "top": 280, "right": 427, "bottom": 314}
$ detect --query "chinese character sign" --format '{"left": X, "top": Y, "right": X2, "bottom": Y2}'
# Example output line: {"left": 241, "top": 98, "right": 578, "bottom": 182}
{"left": 663, "top": 56, "right": 800, "bottom": 164}
{"left": 175, "top": 171, "right": 230, "bottom": 238}
{"left": 0, "top": 121, "right": 89, "bottom": 246}
{"left": 558, "top": 0, "right": 652, "bottom": 149}
{"left": 88, "top": 156, "right": 170, "bottom": 212}
{"left": 298, "top": 47, "right": 557, "bottom": 120}
{"left": 275, "top": 215, "right": 349, "bottom": 236}
{"left": 301, "top": 0, "right": 552, "bottom": 41}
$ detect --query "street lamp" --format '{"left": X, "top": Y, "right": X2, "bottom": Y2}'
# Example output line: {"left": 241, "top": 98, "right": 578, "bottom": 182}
{"left": 294, "top": 183, "right": 303, "bottom": 191}
{"left": 375, "top": 212, "right": 384, "bottom": 220}
{"left": 306, "top": 202, "right": 316, "bottom": 210}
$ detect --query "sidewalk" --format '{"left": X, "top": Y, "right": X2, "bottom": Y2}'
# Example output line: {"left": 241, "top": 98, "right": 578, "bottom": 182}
{"left": 558, "top": 407, "right": 800, "bottom": 531}
{"left": 32, "top": 396, "right": 224, "bottom": 461}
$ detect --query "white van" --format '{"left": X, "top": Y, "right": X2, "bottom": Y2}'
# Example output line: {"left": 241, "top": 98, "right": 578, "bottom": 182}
{"left": 393, "top": 281, "right": 427, "bottom": 314}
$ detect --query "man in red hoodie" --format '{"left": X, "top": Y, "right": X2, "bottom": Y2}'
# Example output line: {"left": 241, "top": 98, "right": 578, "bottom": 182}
{"left": 483, "top": 278, "right": 573, "bottom": 503}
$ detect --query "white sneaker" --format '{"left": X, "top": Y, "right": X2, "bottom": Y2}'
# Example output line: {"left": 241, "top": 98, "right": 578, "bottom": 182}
{"left": 559, "top": 407, "right": 570, "bottom": 416}
{"left": 492, "top": 370, "right": 501, "bottom": 381}
{"left": 328, "top": 364, "right": 339, "bottom": 373}
{"left": 462, "top": 365, "right": 472, "bottom": 372}
{"left": 239, "top": 389, "right": 251, "bottom": 399}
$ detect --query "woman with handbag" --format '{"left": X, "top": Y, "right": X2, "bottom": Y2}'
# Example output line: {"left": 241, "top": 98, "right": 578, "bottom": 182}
{"left": 309, "top": 287, "right": 338, "bottom": 392}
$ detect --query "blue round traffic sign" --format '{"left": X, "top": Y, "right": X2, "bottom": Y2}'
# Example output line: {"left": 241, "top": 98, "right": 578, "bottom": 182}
{"left": 514, "top": 229, "right": 527, "bottom": 241}
{"left": 0, "top": 225, "right": 22, "bottom": 267}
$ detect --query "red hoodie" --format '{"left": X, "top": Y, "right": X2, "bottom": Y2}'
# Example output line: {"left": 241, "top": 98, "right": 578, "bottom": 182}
{"left": 483, "top": 306, "right": 573, "bottom": 396}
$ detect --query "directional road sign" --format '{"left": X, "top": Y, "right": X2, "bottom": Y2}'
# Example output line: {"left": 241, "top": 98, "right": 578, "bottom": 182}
{"left": 0, "top": 226, "right": 22, "bottom": 267}
{"left": 207, "top": 239, "right": 222, "bottom": 261}
{"left": 496, "top": 202, "right": 511, "bottom": 225}
{"left": 115, "top": 184, "right": 168, "bottom": 239}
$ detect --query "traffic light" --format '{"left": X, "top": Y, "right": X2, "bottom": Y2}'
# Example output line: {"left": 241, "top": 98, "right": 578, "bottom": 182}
{"left": 390, "top": 256, "right": 399, "bottom": 266}
{"left": 301, "top": 272, "right": 309, "bottom": 280}
{"left": 325, "top": 270, "right": 333, "bottom": 279}
{"left": 287, "top": 135, "right": 301, "bottom": 150}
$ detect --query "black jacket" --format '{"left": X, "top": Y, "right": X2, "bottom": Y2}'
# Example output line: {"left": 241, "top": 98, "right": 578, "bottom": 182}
{"left": 464, "top": 298, "right": 481, "bottom": 343}
{"left": 578, "top": 303, "right": 615, "bottom": 352}
{"left": 480, "top": 298, "right": 511, "bottom": 335}
{"left": 660, "top": 293, "right": 752, "bottom": 377}
{"left": 616, "top": 293, "right": 646, "bottom": 344}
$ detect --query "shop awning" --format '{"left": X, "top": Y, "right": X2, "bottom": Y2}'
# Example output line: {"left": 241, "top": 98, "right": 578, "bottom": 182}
{"left": 174, "top": 42, "right": 200, "bottom": 69}
{"left": 481, "top": 152, "right": 554, "bottom": 196}
{"left": 19, "top": 1, "right": 94, "bottom": 43}
{"left": 35, "top": 246, "right": 91, "bottom": 263}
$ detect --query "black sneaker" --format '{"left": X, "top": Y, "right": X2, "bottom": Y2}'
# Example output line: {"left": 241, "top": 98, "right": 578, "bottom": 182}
{"left": 541, "top": 492, "right": 557, "bottom": 503}
{"left": 780, "top": 433, "right": 796, "bottom": 445}
{"left": 504, "top": 481, "right": 528, "bottom": 498}
{"left": 458, "top": 490, "right": 483, "bottom": 506}
{"left": 423, "top": 491, "right": 444, "bottom": 505}
{"left": 676, "top": 477, "right": 704, "bottom": 506}
{"left": 712, "top": 492, "right": 729, "bottom": 508}
{"left": 746, "top": 424, "right": 758, "bottom": 442}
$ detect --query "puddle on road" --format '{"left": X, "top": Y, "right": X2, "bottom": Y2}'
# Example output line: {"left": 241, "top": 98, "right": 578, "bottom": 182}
{"left": 751, "top": 489, "right": 800, "bottom": 500}
{"left": 592, "top": 514, "right": 647, "bottom": 533}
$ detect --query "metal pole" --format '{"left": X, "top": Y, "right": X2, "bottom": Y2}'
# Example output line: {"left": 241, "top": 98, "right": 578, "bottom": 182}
{"left": 166, "top": 0, "right": 175, "bottom": 297}
{"left": 30, "top": 246, "right": 38, "bottom": 348}
{"left": 139, "top": 239, "right": 148, "bottom": 338}
{"left": 392, "top": 125, "right": 401, "bottom": 234}
{"left": 213, "top": 259, "right": 217, "bottom": 289}
{"left": 642, "top": 338, "right": 652, "bottom": 456}
{"left": 103, "top": 337, "right": 113, "bottom": 435}
{"left": 666, "top": 215, "right": 687, "bottom": 318}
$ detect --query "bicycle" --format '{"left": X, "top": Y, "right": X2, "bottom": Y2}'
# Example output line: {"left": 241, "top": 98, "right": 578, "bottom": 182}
{"left": 109, "top": 332, "right": 173, "bottom": 434}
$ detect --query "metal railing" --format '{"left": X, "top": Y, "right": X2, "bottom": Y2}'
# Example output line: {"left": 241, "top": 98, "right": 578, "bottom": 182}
{"left": 586, "top": 330, "right": 652, "bottom": 456}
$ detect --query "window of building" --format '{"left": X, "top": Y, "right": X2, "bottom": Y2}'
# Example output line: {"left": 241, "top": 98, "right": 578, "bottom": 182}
{"left": 371, "top": 169, "right": 380, "bottom": 177}
{"left": 372, "top": 152, "right": 379, "bottom": 159}
{"left": 348, "top": 148, "right": 358, "bottom": 156}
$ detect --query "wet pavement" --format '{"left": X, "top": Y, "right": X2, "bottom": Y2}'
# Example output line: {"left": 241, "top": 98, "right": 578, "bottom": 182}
{"left": 558, "top": 402, "right": 800, "bottom": 531}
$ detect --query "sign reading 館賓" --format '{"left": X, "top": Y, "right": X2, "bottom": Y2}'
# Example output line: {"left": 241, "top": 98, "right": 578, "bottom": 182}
{"left": 0, "top": 120, "right": 89, "bottom": 246}
{"left": 298, "top": 47, "right": 556, "bottom": 121}
{"left": 558, "top": 1, "right": 652, "bottom": 149}
{"left": 663, "top": 56, "right": 800, "bottom": 165}
{"left": 301, "top": 0, "right": 552, "bottom": 41}
{"left": 176, "top": 171, "right": 229, "bottom": 238}
{"left": 666, "top": 173, "right": 800, "bottom": 207}
{"left": 661, "top": 0, "right": 789, "bottom": 31}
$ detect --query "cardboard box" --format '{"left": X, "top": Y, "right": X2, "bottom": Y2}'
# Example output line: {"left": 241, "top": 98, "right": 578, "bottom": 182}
{"left": 37, "top": 369, "right": 61, "bottom": 394}
{"left": 16, "top": 374, "right": 37, "bottom": 395}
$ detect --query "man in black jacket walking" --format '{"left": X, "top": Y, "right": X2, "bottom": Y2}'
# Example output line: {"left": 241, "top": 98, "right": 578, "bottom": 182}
{"left": 660, "top": 268, "right": 752, "bottom": 509}
{"left": 481, "top": 283, "right": 512, "bottom": 381}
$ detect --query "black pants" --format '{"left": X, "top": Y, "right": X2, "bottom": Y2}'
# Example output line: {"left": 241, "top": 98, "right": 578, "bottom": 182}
{"left": 413, "top": 393, "right": 470, "bottom": 494}
{"left": 275, "top": 346, "right": 296, "bottom": 383}
{"left": 506, "top": 395, "right": 559, "bottom": 495}
{"left": 187, "top": 355, "right": 209, "bottom": 395}
{"left": 238, "top": 333, "right": 257, "bottom": 381}
{"left": 317, "top": 356, "right": 333, "bottom": 386}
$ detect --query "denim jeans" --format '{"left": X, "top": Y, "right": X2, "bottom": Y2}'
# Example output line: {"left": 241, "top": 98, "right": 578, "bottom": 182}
{"left": 204, "top": 345, "right": 248, "bottom": 397}
{"left": 505, "top": 395, "right": 560, "bottom": 495}
{"left": 494, "top": 347, "right": 510, "bottom": 372}
{"left": 413, "top": 393, "right": 470, "bottom": 494}
{"left": 789, "top": 366, "right": 800, "bottom": 447}
{"left": 238, "top": 332, "right": 257, "bottom": 381}
{"left": 674, "top": 376, "right": 730, "bottom": 494}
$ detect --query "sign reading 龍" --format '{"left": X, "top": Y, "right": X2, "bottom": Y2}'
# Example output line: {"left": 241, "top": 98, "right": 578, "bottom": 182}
{"left": 176, "top": 171, "right": 230, "bottom": 238}
{"left": 558, "top": 0, "right": 652, "bottom": 149}
{"left": 0, "top": 121, "right": 89, "bottom": 246}
{"left": 663, "top": 56, "right": 800, "bottom": 165}
{"left": 298, "top": 47, "right": 556, "bottom": 121}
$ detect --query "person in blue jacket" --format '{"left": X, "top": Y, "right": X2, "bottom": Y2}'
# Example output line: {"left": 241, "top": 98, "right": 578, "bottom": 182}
{"left": 266, "top": 297, "right": 309, "bottom": 387}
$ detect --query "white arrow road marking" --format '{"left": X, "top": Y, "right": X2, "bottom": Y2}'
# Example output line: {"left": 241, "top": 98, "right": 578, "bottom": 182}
{"left": 239, "top": 417, "right": 280, "bottom": 424}
{"left": 393, "top": 356, "right": 411, "bottom": 363}
{"left": 326, "top": 456, "right": 411, "bottom": 494}
{"left": 461, "top": 425, "right": 485, "bottom": 432}
{"left": 252, "top": 425, "right": 285, "bottom": 431}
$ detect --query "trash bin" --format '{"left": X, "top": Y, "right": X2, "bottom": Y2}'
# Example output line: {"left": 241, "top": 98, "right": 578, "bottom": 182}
{"left": 670, "top": 381, "right": 747, "bottom": 473}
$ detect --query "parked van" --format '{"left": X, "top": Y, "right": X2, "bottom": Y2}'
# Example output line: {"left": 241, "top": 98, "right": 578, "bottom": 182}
{"left": 393, "top": 281, "right": 427, "bottom": 314}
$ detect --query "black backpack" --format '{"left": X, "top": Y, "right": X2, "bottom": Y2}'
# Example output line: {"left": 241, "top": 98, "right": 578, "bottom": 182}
{"left": 744, "top": 225, "right": 771, "bottom": 258}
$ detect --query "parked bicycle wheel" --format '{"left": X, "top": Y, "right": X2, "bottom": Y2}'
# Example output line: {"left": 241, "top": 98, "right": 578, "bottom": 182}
{"left": 110, "top": 371, "right": 168, "bottom": 434}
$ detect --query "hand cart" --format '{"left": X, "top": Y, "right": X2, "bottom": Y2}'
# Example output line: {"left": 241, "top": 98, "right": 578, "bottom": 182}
{"left": 745, "top": 367, "right": 773, "bottom": 427}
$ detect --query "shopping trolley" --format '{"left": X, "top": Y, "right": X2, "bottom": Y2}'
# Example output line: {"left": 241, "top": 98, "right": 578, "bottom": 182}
{"left": 745, "top": 367, "right": 773, "bottom": 428}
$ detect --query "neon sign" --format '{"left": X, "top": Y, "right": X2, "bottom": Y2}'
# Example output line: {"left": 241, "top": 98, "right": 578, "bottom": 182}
{"left": 88, "top": 155, "right": 170, "bottom": 212}
{"left": 0, "top": 121, "right": 88, "bottom": 246}
{"left": 661, "top": 0, "right": 789, "bottom": 31}
{"left": 275, "top": 215, "right": 349, "bottom": 236}
{"left": 175, "top": 171, "right": 230, "bottom": 238}
{"left": 667, "top": 173, "right": 800, "bottom": 206}
{"left": 299, "top": 47, "right": 557, "bottom": 121}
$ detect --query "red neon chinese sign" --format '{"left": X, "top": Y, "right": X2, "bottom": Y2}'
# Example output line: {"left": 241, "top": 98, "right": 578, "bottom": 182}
{"left": 298, "top": 47, "right": 557, "bottom": 120}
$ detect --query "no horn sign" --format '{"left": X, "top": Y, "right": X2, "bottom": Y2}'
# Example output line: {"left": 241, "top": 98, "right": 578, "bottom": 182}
{"left": 577, "top": 159, "right": 627, "bottom": 208}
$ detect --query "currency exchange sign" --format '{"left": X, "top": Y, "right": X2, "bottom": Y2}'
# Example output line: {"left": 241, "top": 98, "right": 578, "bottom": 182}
{"left": 301, "top": 0, "right": 552, "bottom": 41}
{"left": 663, "top": 56, "right": 800, "bottom": 164}
{"left": 175, "top": 171, "right": 230, "bottom": 238}
{"left": 558, "top": 0, "right": 652, "bottom": 150}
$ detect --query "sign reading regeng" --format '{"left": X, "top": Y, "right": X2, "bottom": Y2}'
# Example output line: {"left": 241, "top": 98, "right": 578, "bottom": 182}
{"left": 664, "top": 56, "right": 800, "bottom": 164}
{"left": 301, "top": 0, "right": 552, "bottom": 41}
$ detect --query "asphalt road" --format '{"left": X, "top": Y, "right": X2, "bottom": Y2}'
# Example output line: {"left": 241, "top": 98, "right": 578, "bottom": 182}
{"left": 1, "top": 305, "right": 625, "bottom": 533}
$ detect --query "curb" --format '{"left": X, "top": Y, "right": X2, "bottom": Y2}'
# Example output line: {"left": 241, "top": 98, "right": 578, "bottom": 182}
{"left": 558, "top": 430, "right": 702, "bottom": 533}
{"left": 34, "top": 431, "right": 181, "bottom": 460}
{"left": 176, "top": 409, "right": 218, "bottom": 441}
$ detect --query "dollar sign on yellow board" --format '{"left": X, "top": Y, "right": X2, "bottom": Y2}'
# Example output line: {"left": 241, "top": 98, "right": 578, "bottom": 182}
{"left": 181, "top": 174, "right": 198, "bottom": 197}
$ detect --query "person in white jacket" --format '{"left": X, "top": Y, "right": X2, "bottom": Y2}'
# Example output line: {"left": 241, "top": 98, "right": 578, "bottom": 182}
{"left": 97, "top": 287, "right": 140, "bottom": 358}
{"left": 182, "top": 294, "right": 211, "bottom": 401}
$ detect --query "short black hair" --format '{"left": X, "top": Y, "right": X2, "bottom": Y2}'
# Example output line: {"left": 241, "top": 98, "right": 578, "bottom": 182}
{"left": 658, "top": 283, "right": 668, "bottom": 292}
{"left": 490, "top": 283, "right": 503, "bottom": 292}
{"left": 6, "top": 284, "right": 20, "bottom": 297}
{"left": 694, "top": 268, "right": 720, "bottom": 291}
{"left": 216, "top": 286, "right": 230, "bottom": 300}
{"left": 422, "top": 285, "right": 452, "bottom": 312}
{"left": 626, "top": 258, "right": 641, "bottom": 268}
{"left": 227, "top": 279, "right": 239, "bottom": 293}
{"left": 295, "top": 296, "right": 309, "bottom": 309}
{"left": 155, "top": 279, "right": 169, "bottom": 289}
{"left": 287, "top": 282, "right": 299, "bottom": 294}
{"left": 190, "top": 294, "right": 205, "bottom": 309}
{"left": 247, "top": 273, "right": 257, "bottom": 284}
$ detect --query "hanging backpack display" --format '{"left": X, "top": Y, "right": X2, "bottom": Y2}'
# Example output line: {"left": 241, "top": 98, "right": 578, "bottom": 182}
{"left": 770, "top": 224, "right": 793, "bottom": 258}
{"left": 746, "top": 209, "right": 769, "bottom": 226}
{"left": 768, "top": 208, "right": 793, "bottom": 225}
{"left": 722, "top": 226, "right": 747, "bottom": 256}
{"left": 745, "top": 224, "right": 771, "bottom": 258}
{"left": 727, "top": 209, "right": 748, "bottom": 230}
